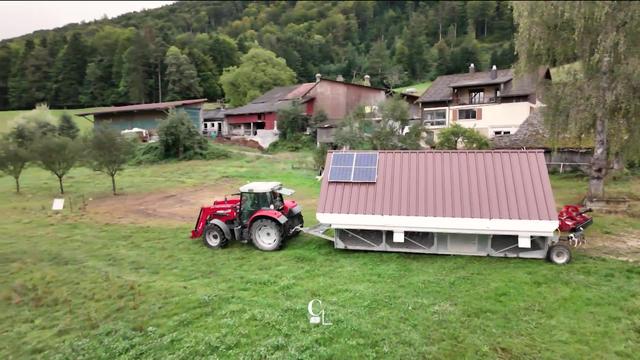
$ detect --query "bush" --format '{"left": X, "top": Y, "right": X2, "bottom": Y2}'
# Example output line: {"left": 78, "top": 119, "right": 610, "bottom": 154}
{"left": 266, "top": 133, "right": 315, "bottom": 153}
{"left": 158, "top": 109, "right": 208, "bottom": 160}
{"left": 131, "top": 141, "right": 232, "bottom": 165}
{"left": 205, "top": 144, "right": 233, "bottom": 160}
{"left": 436, "top": 124, "right": 490, "bottom": 150}
{"left": 131, "top": 142, "right": 164, "bottom": 164}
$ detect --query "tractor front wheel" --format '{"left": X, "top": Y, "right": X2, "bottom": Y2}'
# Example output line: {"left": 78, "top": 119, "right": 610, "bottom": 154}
{"left": 548, "top": 244, "right": 572, "bottom": 265}
{"left": 203, "top": 224, "right": 228, "bottom": 249}
{"left": 250, "top": 218, "right": 283, "bottom": 251}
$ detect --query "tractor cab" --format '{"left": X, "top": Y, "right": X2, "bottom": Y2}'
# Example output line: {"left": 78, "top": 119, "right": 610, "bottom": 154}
{"left": 238, "top": 182, "right": 293, "bottom": 224}
{"left": 191, "top": 182, "right": 303, "bottom": 251}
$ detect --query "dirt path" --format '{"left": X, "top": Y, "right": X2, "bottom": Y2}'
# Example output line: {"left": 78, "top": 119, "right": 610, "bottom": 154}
{"left": 87, "top": 182, "right": 239, "bottom": 226}
{"left": 580, "top": 230, "right": 640, "bottom": 262}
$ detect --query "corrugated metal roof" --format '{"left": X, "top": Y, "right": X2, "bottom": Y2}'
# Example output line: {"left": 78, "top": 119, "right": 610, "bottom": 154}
{"left": 76, "top": 99, "right": 207, "bottom": 116}
{"left": 318, "top": 150, "right": 556, "bottom": 221}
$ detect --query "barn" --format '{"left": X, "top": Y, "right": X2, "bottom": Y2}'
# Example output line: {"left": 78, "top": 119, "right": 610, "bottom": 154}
{"left": 77, "top": 99, "right": 207, "bottom": 133}
{"left": 316, "top": 150, "right": 561, "bottom": 260}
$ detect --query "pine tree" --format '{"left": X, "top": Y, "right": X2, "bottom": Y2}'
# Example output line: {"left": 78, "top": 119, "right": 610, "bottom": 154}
{"left": 0, "top": 44, "right": 13, "bottom": 109}
{"left": 51, "top": 33, "right": 89, "bottom": 108}
{"left": 57, "top": 113, "right": 79, "bottom": 139}
{"left": 8, "top": 39, "right": 35, "bottom": 109}
{"left": 119, "top": 32, "right": 152, "bottom": 104}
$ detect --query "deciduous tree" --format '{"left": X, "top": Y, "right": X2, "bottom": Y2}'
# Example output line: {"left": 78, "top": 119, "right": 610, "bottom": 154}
{"left": 32, "top": 135, "right": 82, "bottom": 194}
{"left": 513, "top": 1, "right": 640, "bottom": 199}
{"left": 0, "top": 136, "right": 30, "bottom": 193}
{"left": 164, "top": 46, "right": 203, "bottom": 101}
{"left": 220, "top": 47, "right": 296, "bottom": 107}
{"left": 87, "top": 125, "right": 135, "bottom": 195}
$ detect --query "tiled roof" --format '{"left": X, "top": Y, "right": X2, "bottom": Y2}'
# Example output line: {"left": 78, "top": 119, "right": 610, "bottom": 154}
{"left": 417, "top": 67, "right": 547, "bottom": 103}
{"left": 76, "top": 99, "right": 207, "bottom": 116}
{"left": 318, "top": 150, "right": 556, "bottom": 221}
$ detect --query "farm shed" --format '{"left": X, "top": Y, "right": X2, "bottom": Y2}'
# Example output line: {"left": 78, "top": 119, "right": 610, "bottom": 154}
{"left": 316, "top": 150, "right": 560, "bottom": 259}
{"left": 77, "top": 99, "right": 206, "bottom": 133}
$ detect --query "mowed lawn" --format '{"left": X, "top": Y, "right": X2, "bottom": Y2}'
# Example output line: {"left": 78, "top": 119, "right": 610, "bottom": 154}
{"left": 1, "top": 151, "right": 639, "bottom": 359}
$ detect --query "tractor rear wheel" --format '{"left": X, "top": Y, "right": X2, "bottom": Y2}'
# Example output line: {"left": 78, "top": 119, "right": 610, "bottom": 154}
{"left": 548, "top": 244, "right": 572, "bottom": 265}
{"left": 203, "top": 224, "right": 228, "bottom": 249}
{"left": 250, "top": 218, "right": 283, "bottom": 251}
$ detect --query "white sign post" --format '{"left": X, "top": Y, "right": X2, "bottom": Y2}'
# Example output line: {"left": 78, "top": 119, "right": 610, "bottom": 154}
{"left": 52, "top": 198, "right": 65, "bottom": 211}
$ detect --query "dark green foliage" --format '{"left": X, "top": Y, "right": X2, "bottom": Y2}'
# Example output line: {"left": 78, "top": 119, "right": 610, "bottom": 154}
{"left": 51, "top": 33, "right": 89, "bottom": 108}
{"left": 164, "top": 46, "right": 203, "bottom": 101}
{"left": 87, "top": 125, "right": 135, "bottom": 194}
{"left": 31, "top": 135, "right": 83, "bottom": 194}
{"left": 0, "top": 1, "right": 518, "bottom": 110}
{"left": 267, "top": 134, "right": 315, "bottom": 153}
{"left": 436, "top": 123, "right": 490, "bottom": 150}
{"left": 157, "top": 109, "right": 208, "bottom": 160}
{"left": 57, "top": 113, "right": 80, "bottom": 139}
{"left": 277, "top": 102, "right": 309, "bottom": 140}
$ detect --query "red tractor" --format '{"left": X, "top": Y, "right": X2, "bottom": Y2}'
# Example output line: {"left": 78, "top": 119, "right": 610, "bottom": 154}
{"left": 190, "top": 182, "right": 304, "bottom": 251}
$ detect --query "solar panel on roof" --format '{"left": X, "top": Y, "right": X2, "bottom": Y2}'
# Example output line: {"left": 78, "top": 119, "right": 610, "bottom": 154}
{"left": 328, "top": 152, "right": 378, "bottom": 182}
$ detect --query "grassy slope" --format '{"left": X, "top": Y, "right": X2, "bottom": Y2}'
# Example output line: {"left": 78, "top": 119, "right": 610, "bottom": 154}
{"left": 393, "top": 81, "right": 432, "bottom": 96}
{"left": 0, "top": 108, "right": 97, "bottom": 134}
{"left": 0, "top": 152, "right": 639, "bottom": 359}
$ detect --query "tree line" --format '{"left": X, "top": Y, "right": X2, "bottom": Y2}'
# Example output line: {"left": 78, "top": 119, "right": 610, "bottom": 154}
{"left": 0, "top": 1, "right": 517, "bottom": 110}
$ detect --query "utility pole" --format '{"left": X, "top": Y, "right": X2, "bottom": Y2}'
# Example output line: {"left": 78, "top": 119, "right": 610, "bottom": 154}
{"left": 158, "top": 67, "right": 162, "bottom": 103}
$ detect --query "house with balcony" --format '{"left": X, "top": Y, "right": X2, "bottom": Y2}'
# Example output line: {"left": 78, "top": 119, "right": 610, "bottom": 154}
{"left": 416, "top": 64, "right": 551, "bottom": 141}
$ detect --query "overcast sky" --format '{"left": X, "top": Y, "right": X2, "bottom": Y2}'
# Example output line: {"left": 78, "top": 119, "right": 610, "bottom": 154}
{"left": 0, "top": 1, "right": 175, "bottom": 40}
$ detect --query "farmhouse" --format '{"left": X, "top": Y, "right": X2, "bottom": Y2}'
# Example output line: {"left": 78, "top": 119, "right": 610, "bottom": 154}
{"left": 416, "top": 64, "right": 551, "bottom": 141}
{"left": 317, "top": 150, "right": 559, "bottom": 260}
{"left": 77, "top": 99, "right": 207, "bottom": 133}
{"left": 222, "top": 75, "right": 386, "bottom": 148}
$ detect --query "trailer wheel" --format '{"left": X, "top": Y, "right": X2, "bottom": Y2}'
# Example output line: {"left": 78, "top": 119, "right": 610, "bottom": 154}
{"left": 250, "top": 218, "right": 283, "bottom": 251}
{"left": 203, "top": 224, "right": 227, "bottom": 249}
{"left": 548, "top": 244, "right": 572, "bottom": 265}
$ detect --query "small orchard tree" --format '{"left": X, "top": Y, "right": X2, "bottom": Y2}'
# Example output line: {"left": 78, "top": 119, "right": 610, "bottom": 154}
{"left": 0, "top": 137, "right": 30, "bottom": 193}
{"left": 32, "top": 136, "right": 82, "bottom": 194}
{"left": 58, "top": 113, "right": 80, "bottom": 139}
{"left": 88, "top": 126, "right": 135, "bottom": 195}
{"left": 158, "top": 109, "right": 208, "bottom": 159}
{"left": 436, "top": 124, "right": 490, "bottom": 150}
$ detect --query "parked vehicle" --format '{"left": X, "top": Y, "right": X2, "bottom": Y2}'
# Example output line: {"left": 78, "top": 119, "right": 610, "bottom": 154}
{"left": 191, "top": 182, "right": 303, "bottom": 251}
{"left": 121, "top": 128, "right": 149, "bottom": 142}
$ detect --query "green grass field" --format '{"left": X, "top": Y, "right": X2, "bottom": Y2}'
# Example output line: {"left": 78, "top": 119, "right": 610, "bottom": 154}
{"left": 1, "top": 151, "right": 639, "bottom": 359}
{"left": 0, "top": 108, "right": 96, "bottom": 134}
{"left": 393, "top": 81, "right": 432, "bottom": 96}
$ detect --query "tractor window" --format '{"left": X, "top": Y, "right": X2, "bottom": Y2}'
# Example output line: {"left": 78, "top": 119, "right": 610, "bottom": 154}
{"left": 271, "top": 191, "right": 284, "bottom": 209}
{"left": 240, "top": 192, "right": 271, "bottom": 223}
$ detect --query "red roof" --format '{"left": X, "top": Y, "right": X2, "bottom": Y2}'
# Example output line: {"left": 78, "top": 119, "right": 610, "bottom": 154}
{"left": 317, "top": 150, "right": 556, "bottom": 221}
{"left": 76, "top": 99, "right": 207, "bottom": 116}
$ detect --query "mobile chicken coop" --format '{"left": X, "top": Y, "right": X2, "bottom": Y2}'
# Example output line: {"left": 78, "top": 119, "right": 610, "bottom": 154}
{"left": 316, "top": 150, "right": 576, "bottom": 264}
